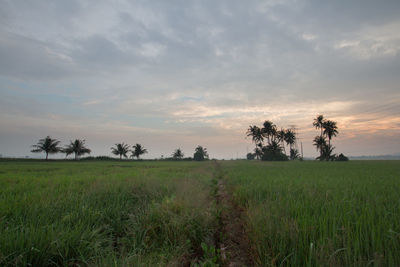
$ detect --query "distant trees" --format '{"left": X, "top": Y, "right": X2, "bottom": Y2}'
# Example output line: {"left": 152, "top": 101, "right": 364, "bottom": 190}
{"left": 246, "top": 121, "right": 299, "bottom": 161}
{"left": 312, "top": 115, "right": 344, "bottom": 161}
{"left": 111, "top": 143, "right": 130, "bottom": 160}
{"left": 31, "top": 136, "right": 61, "bottom": 160}
{"left": 193, "top": 146, "right": 209, "bottom": 161}
{"left": 63, "top": 139, "right": 91, "bottom": 160}
{"left": 131, "top": 143, "right": 147, "bottom": 160}
{"left": 172, "top": 148, "right": 184, "bottom": 160}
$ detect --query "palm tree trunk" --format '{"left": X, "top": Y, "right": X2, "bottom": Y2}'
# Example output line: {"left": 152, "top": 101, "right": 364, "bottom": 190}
{"left": 120, "top": 154, "right": 122, "bottom": 160}
{"left": 46, "top": 152, "right": 48, "bottom": 161}
{"left": 75, "top": 153, "right": 77, "bottom": 161}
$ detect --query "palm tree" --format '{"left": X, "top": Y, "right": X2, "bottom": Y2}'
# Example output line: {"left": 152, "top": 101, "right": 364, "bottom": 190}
{"left": 277, "top": 128, "right": 287, "bottom": 155}
{"left": 284, "top": 129, "right": 296, "bottom": 155}
{"left": 193, "top": 145, "right": 209, "bottom": 161}
{"left": 247, "top": 125, "right": 263, "bottom": 148}
{"left": 172, "top": 148, "right": 184, "bottom": 160}
{"left": 313, "top": 115, "right": 325, "bottom": 137}
{"left": 131, "top": 143, "right": 147, "bottom": 160}
{"left": 261, "top": 120, "right": 276, "bottom": 145}
{"left": 63, "top": 139, "right": 91, "bottom": 160}
{"left": 111, "top": 143, "right": 130, "bottom": 160}
{"left": 313, "top": 136, "right": 326, "bottom": 160}
{"left": 31, "top": 136, "right": 61, "bottom": 160}
{"left": 322, "top": 120, "right": 338, "bottom": 147}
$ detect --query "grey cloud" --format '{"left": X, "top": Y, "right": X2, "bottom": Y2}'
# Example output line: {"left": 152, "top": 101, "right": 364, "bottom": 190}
{"left": 0, "top": 31, "right": 76, "bottom": 80}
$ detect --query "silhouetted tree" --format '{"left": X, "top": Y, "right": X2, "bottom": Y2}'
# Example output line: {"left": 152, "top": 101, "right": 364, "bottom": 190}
{"left": 313, "top": 115, "right": 325, "bottom": 138}
{"left": 277, "top": 128, "right": 287, "bottom": 155}
{"left": 31, "top": 136, "right": 61, "bottom": 160}
{"left": 131, "top": 144, "right": 147, "bottom": 160}
{"left": 63, "top": 139, "right": 91, "bottom": 160}
{"left": 247, "top": 125, "right": 263, "bottom": 150}
{"left": 172, "top": 148, "right": 184, "bottom": 160}
{"left": 261, "top": 120, "right": 277, "bottom": 145}
{"left": 193, "top": 145, "right": 209, "bottom": 161}
{"left": 284, "top": 129, "right": 296, "bottom": 157}
{"left": 313, "top": 115, "right": 340, "bottom": 161}
{"left": 322, "top": 120, "right": 338, "bottom": 147}
{"left": 111, "top": 143, "right": 130, "bottom": 160}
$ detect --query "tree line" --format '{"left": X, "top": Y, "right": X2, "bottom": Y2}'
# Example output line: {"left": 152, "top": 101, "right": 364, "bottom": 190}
{"left": 246, "top": 115, "right": 348, "bottom": 161}
{"left": 30, "top": 136, "right": 209, "bottom": 161}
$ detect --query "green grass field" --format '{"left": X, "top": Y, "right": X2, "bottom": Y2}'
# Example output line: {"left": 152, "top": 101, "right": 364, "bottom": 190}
{"left": 222, "top": 160, "right": 400, "bottom": 266}
{"left": 1, "top": 160, "right": 399, "bottom": 266}
{"left": 0, "top": 161, "right": 219, "bottom": 266}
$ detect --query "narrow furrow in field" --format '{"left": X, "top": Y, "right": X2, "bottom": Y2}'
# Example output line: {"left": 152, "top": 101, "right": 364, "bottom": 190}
{"left": 214, "top": 163, "right": 254, "bottom": 266}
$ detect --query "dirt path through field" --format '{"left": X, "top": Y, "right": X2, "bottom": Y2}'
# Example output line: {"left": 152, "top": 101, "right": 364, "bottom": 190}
{"left": 214, "top": 162, "right": 254, "bottom": 266}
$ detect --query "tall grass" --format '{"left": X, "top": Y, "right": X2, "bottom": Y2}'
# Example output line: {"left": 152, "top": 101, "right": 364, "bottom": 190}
{"left": 222, "top": 160, "right": 400, "bottom": 266}
{"left": 0, "top": 161, "right": 218, "bottom": 266}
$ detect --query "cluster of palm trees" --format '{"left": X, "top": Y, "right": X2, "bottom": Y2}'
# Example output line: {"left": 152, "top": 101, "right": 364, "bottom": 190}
{"left": 312, "top": 115, "right": 339, "bottom": 161}
{"left": 111, "top": 143, "right": 147, "bottom": 160}
{"left": 246, "top": 121, "right": 299, "bottom": 161}
{"left": 31, "top": 136, "right": 91, "bottom": 160}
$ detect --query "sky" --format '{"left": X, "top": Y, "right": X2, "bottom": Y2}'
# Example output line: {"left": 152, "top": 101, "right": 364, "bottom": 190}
{"left": 0, "top": 0, "right": 400, "bottom": 159}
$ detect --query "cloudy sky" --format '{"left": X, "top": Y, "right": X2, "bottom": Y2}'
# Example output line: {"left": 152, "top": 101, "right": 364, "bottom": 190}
{"left": 1, "top": 0, "right": 399, "bottom": 159}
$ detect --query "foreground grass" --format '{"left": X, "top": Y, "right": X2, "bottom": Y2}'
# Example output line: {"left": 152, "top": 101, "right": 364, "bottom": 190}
{"left": 0, "top": 161, "right": 218, "bottom": 266}
{"left": 222, "top": 160, "right": 400, "bottom": 266}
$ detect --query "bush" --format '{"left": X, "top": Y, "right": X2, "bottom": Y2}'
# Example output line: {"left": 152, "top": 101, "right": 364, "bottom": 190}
{"left": 336, "top": 153, "right": 349, "bottom": 161}
{"left": 261, "top": 149, "right": 288, "bottom": 161}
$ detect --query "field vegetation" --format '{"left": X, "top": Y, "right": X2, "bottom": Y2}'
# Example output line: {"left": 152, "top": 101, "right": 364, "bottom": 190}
{"left": 1, "top": 160, "right": 399, "bottom": 266}
{"left": 222, "top": 160, "right": 400, "bottom": 266}
{"left": 0, "top": 161, "right": 219, "bottom": 266}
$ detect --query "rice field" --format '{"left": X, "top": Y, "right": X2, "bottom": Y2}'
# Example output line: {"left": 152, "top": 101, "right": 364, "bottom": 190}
{"left": 0, "top": 160, "right": 399, "bottom": 266}
{"left": 221, "top": 160, "right": 400, "bottom": 266}
{"left": 0, "top": 161, "right": 219, "bottom": 266}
